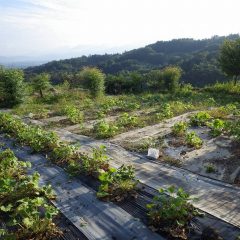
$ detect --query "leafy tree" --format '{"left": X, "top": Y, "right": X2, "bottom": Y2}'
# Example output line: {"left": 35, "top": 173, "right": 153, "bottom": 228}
{"left": 0, "top": 67, "right": 24, "bottom": 107}
{"left": 219, "top": 39, "right": 240, "bottom": 85}
{"left": 162, "top": 66, "right": 182, "bottom": 92}
{"left": 146, "top": 70, "right": 164, "bottom": 91}
{"left": 31, "top": 73, "right": 51, "bottom": 98}
{"left": 79, "top": 67, "right": 105, "bottom": 98}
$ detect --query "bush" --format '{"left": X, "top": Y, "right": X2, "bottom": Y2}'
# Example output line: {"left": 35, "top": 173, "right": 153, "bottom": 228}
{"left": 0, "top": 67, "right": 25, "bottom": 107}
{"left": 162, "top": 66, "right": 182, "bottom": 92}
{"left": 79, "top": 67, "right": 105, "bottom": 98}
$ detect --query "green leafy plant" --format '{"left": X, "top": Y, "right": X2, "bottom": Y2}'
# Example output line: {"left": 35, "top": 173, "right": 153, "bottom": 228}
{"left": 50, "top": 144, "right": 79, "bottom": 164}
{"left": 81, "top": 145, "right": 109, "bottom": 175}
{"left": 117, "top": 113, "right": 139, "bottom": 128}
{"left": 0, "top": 113, "right": 59, "bottom": 152}
{"left": 97, "top": 165, "right": 138, "bottom": 201}
{"left": 93, "top": 120, "right": 119, "bottom": 138}
{"left": 172, "top": 121, "right": 188, "bottom": 136}
{"left": 147, "top": 186, "right": 201, "bottom": 239}
{"left": 185, "top": 131, "right": 203, "bottom": 149}
{"left": 63, "top": 104, "right": 84, "bottom": 124}
{"left": 225, "top": 120, "right": 240, "bottom": 142}
{"left": 0, "top": 149, "right": 59, "bottom": 239}
{"left": 205, "top": 163, "right": 216, "bottom": 173}
{"left": 190, "top": 112, "right": 212, "bottom": 126}
{"left": 156, "top": 103, "right": 173, "bottom": 120}
{"left": 209, "top": 119, "right": 225, "bottom": 137}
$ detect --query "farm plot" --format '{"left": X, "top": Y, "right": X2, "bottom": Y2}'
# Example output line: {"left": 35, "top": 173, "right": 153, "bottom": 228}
{"left": 110, "top": 110, "right": 240, "bottom": 184}
{"left": 0, "top": 115, "right": 238, "bottom": 239}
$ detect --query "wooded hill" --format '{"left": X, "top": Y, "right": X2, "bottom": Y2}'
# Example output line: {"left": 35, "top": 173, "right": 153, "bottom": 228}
{"left": 25, "top": 34, "right": 239, "bottom": 87}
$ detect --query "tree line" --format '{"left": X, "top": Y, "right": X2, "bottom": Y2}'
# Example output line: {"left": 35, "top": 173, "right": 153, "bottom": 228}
{"left": 0, "top": 37, "right": 240, "bottom": 107}
{"left": 25, "top": 34, "right": 239, "bottom": 87}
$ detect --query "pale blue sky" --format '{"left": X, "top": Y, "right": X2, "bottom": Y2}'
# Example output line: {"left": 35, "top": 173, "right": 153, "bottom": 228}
{"left": 0, "top": 0, "right": 240, "bottom": 57}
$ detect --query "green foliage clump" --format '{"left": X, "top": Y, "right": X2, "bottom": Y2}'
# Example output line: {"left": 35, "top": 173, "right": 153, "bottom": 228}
{"left": 156, "top": 103, "right": 173, "bottom": 120}
{"left": 0, "top": 113, "right": 59, "bottom": 152}
{"left": 79, "top": 67, "right": 105, "bottom": 98}
{"left": 93, "top": 120, "right": 119, "bottom": 138}
{"left": 63, "top": 104, "right": 84, "bottom": 124}
{"left": 81, "top": 145, "right": 109, "bottom": 175}
{"left": 0, "top": 149, "right": 59, "bottom": 239}
{"left": 117, "top": 113, "right": 139, "bottom": 128}
{"left": 190, "top": 112, "right": 212, "bottom": 126}
{"left": 161, "top": 66, "right": 182, "bottom": 92}
{"left": 51, "top": 144, "right": 79, "bottom": 164}
{"left": 147, "top": 186, "right": 200, "bottom": 239}
{"left": 209, "top": 119, "right": 225, "bottom": 137}
{"left": 31, "top": 73, "right": 51, "bottom": 98}
{"left": 97, "top": 165, "right": 137, "bottom": 201}
{"left": 205, "top": 163, "right": 216, "bottom": 173}
{"left": 0, "top": 67, "right": 25, "bottom": 107}
{"left": 172, "top": 121, "right": 188, "bottom": 136}
{"left": 226, "top": 120, "right": 240, "bottom": 142}
{"left": 185, "top": 131, "right": 203, "bottom": 149}
{"left": 219, "top": 38, "right": 240, "bottom": 84}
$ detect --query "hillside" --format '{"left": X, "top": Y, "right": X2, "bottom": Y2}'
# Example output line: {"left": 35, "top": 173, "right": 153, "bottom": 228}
{"left": 25, "top": 34, "right": 239, "bottom": 87}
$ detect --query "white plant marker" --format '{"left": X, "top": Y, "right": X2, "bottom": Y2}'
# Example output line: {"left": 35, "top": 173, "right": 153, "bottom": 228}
{"left": 147, "top": 148, "right": 160, "bottom": 159}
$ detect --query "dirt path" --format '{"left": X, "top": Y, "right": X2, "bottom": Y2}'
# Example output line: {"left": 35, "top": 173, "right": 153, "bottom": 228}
{"left": 111, "top": 111, "right": 196, "bottom": 148}
{"left": 0, "top": 135, "right": 162, "bottom": 240}
{"left": 55, "top": 128, "right": 240, "bottom": 229}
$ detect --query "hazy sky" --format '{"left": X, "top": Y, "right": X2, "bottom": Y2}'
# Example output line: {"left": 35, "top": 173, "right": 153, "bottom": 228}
{"left": 0, "top": 0, "right": 240, "bottom": 57}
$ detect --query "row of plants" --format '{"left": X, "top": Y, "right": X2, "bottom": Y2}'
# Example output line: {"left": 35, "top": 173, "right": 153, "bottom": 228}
{"left": 172, "top": 121, "right": 203, "bottom": 149}
{"left": 0, "top": 113, "right": 202, "bottom": 239}
{"left": 93, "top": 112, "right": 141, "bottom": 138}
{"left": 0, "top": 113, "right": 138, "bottom": 203}
{"left": 172, "top": 111, "right": 240, "bottom": 151}
{"left": 0, "top": 148, "right": 59, "bottom": 239}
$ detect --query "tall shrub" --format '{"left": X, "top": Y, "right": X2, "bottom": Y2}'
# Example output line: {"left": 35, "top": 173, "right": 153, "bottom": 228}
{"left": 0, "top": 67, "right": 25, "bottom": 107}
{"left": 80, "top": 67, "right": 105, "bottom": 98}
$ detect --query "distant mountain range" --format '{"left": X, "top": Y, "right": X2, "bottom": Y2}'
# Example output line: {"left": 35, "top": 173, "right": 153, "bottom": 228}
{"left": 24, "top": 34, "right": 240, "bottom": 87}
{"left": 0, "top": 44, "right": 137, "bottom": 68}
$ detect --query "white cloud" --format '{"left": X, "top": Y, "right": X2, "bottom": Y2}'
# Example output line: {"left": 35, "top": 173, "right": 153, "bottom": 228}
{"left": 0, "top": 0, "right": 239, "bottom": 56}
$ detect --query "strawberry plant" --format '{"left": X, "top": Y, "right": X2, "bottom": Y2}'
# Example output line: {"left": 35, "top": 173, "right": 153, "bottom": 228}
{"left": 226, "top": 120, "right": 240, "bottom": 142}
{"left": 190, "top": 112, "right": 211, "bottom": 126}
{"left": 185, "top": 131, "right": 203, "bottom": 149}
{"left": 81, "top": 145, "right": 109, "bottom": 175}
{"left": 50, "top": 144, "right": 79, "bottom": 164}
{"left": 63, "top": 104, "right": 84, "bottom": 124}
{"left": 0, "top": 149, "right": 59, "bottom": 239}
{"left": 93, "top": 120, "right": 119, "bottom": 138}
{"left": 147, "top": 186, "right": 201, "bottom": 239}
{"left": 0, "top": 113, "right": 60, "bottom": 152}
{"left": 155, "top": 103, "right": 173, "bottom": 121}
{"left": 209, "top": 119, "right": 225, "bottom": 137}
{"left": 172, "top": 121, "right": 188, "bottom": 136}
{"left": 97, "top": 165, "right": 138, "bottom": 202}
{"left": 117, "top": 113, "right": 139, "bottom": 128}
